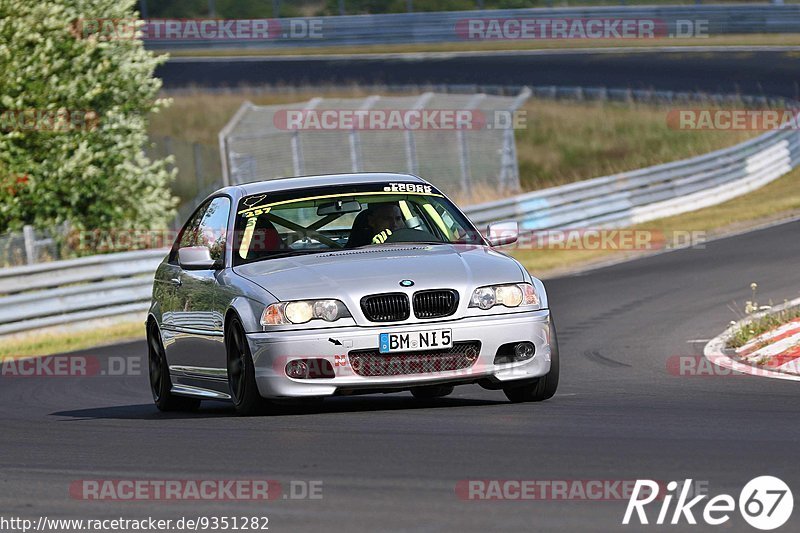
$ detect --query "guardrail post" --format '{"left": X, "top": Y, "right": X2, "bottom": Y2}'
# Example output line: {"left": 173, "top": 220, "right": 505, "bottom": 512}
{"left": 291, "top": 97, "right": 322, "bottom": 177}
{"left": 405, "top": 92, "right": 434, "bottom": 174}
{"left": 458, "top": 94, "right": 487, "bottom": 201}
{"left": 350, "top": 95, "right": 380, "bottom": 172}
{"left": 22, "top": 225, "right": 36, "bottom": 265}
{"left": 499, "top": 87, "right": 531, "bottom": 193}
{"left": 219, "top": 101, "right": 254, "bottom": 186}
{"left": 192, "top": 142, "right": 204, "bottom": 194}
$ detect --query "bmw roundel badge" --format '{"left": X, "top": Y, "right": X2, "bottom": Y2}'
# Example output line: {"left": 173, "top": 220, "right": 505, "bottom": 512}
{"left": 399, "top": 280, "right": 415, "bottom": 287}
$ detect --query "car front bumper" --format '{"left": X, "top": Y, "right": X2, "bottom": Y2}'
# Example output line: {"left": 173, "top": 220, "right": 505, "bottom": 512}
{"left": 246, "top": 309, "right": 553, "bottom": 398}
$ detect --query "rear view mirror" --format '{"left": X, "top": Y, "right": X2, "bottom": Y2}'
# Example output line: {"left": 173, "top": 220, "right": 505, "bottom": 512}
{"left": 317, "top": 200, "right": 362, "bottom": 216}
{"left": 486, "top": 221, "right": 519, "bottom": 247}
{"left": 178, "top": 246, "right": 218, "bottom": 270}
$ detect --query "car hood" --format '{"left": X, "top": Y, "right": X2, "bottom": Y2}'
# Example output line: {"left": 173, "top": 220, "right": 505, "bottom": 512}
{"left": 233, "top": 244, "right": 525, "bottom": 303}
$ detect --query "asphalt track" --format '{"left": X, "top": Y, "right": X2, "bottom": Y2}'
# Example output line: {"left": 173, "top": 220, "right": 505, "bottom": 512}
{"left": 159, "top": 49, "right": 800, "bottom": 99}
{"left": 2, "top": 219, "right": 800, "bottom": 532}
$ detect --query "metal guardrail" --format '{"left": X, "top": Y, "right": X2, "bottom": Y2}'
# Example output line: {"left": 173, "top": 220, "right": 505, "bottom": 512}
{"left": 0, "top": 249, "right": 166, "bottom": 336}
{"left": 462, "top": 122, "right": 800, "bottom": 229}
{"left": 146, "top": 5, "right": 800, "bottom": 51}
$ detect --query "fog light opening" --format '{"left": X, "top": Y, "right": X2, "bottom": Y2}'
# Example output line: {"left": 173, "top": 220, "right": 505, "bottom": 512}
{"left": 514, "top": 342, "right": 535, "bottom": 361}
{"left": 285, "top": 360, "right": 309, "bottom": 379}
{"left": 285, "top": 358, "right": 335, "bottom": 379}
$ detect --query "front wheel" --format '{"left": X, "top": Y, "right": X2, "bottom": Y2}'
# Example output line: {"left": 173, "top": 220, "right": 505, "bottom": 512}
{"left": 226, "top": 317, "right": 270, "bottom": 416}
{"left": 147, "top": 322, "right": 201, "bottom": 412}
{"left": 503, "top": 319, "right": 560, "bottom": 403}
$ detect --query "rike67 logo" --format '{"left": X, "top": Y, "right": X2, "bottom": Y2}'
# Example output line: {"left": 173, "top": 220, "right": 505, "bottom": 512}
{"left": 623, "top": 476, "right": 793, "bottom": 530}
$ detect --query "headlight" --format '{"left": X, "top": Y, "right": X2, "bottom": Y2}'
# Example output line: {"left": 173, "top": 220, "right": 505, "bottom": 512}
{"left": 285, "top": 301, "right": 314, "bottom": 324}
{"left": 261, "top": 299, "right": 351, "bottom": 325}
{"left": 469, "top": 283, "right": 539, "bottom": 310}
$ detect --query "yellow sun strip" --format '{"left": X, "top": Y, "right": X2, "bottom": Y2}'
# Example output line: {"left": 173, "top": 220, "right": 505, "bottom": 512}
{"left": 422, "top": 203, "right": 451, "bottom": 239}
{"left": 237, "top": 191, "right": 443, "bottom": 215}
{"left": 239, "top": 216, "right": 257, "bottom": 259}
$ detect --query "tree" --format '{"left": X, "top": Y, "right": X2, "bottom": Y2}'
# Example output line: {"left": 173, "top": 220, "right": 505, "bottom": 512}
{"left": 0, "top": 0, "right": 176, "bottom": 237}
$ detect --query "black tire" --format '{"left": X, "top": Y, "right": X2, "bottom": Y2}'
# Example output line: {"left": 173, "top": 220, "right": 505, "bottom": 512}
{"left": 503, "top": 319, "right": 560, "bottom": 403}
{"left": 226, "top": 317, "right": 270, "bottom": 416}
{"left": 147, "top": 321, "right": 201, "bottom": 412}
{"left": 411, "top": 385, "right": 454, "bottom": 399}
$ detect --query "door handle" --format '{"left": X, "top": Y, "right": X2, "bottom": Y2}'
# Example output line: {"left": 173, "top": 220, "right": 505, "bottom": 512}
{"left": 170, "top": 277, "right": 182, "bottom": 287}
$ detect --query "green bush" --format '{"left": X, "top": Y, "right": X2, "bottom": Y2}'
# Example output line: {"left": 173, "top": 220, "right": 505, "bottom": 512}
{"left": 0, "top": 0, "right": 176, "bottom": 234}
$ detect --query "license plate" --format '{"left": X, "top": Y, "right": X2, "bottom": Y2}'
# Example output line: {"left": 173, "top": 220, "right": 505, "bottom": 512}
{"left": 379, "top": 329, "right": 453, "bottom": 354}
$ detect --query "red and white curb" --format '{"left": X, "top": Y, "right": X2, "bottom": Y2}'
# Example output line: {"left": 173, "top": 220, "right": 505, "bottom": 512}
{"left": 704, "top": 298, "right": 800, "bottom": 382}
{"left": 736, "top": 318, "right": 800, "bottom": 372}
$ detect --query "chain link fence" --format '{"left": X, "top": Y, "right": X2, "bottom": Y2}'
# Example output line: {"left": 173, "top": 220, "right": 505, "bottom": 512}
{"left": 219, "top": 90, "right": 530, "bottom": 203}
{"left": 145, "top": 136, "right": 223, "bottom": 225}
{"left": 0, "top": 225, "right": 66, "bottom": 268}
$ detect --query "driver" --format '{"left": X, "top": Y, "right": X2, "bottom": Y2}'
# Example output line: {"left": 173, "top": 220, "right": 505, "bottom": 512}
{"left": 368, "top": 203, "right": 404, "bottom": 244}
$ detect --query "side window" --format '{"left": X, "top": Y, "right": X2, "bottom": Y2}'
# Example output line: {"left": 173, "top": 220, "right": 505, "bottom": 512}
{"left": 173, "top": 197, "right": 231, "bottom": 263}
{"left": 170, "top": 201, "right": 210, "bottom": 263}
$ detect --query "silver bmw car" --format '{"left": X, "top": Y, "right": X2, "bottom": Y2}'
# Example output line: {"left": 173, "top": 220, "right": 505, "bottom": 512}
{"left": 147, "top": 173, "right": 558, "bottom": 414}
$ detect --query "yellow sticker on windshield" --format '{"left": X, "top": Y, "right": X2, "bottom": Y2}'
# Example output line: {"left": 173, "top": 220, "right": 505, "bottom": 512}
{"left": 423, "top": 203, "right": 451, "bottom": 239}
{"left": 239, "top": 216, "right": 257, "bottom": 259}
{"left": 243, "top": 207, "right": 271, "bottom": 217}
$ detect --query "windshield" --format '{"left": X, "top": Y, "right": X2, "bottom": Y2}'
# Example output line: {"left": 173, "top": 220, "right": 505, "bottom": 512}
{"left": 233, "top": 181, "right": 483, "bottom": 265}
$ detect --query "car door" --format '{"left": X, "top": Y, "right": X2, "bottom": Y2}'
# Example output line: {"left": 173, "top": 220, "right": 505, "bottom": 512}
{"left": 156, "top": 200, "right": 210, "bottom": 338}
{"left": 164, "top": 196, "right": 232, "bottom": 377}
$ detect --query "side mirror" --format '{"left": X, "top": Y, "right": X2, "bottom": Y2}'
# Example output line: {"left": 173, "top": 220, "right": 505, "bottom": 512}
{"left": 178, "top": 246, "right": 219, "bottom": 270}
{"left": 486, "top": 221, "right": 519, "bottom": 247}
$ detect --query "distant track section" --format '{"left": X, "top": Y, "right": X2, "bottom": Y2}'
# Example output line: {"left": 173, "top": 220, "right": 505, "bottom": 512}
{"left": 159, "top": 50, "right": 800, "bottom": 99}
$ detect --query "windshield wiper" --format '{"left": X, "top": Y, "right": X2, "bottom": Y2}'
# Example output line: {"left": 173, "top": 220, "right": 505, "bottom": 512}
{"left": 251, "top": 249, "right": 331, "bottom": 261}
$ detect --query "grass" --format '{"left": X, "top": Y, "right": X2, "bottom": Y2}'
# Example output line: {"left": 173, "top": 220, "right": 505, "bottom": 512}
{"left": 0, "top": 320, "right": 145, "bottom": 360}
{"left": 150, "top": 88, "right": 756, "bottom": 193}
{"left": 727, "top": 309, "right": 800, "bottom": 350}
{"left": 513, "top": 99, "right": 754, "bottom": 190}
{"left": 165, "top": 34, "right": 800, "bottom": 58}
